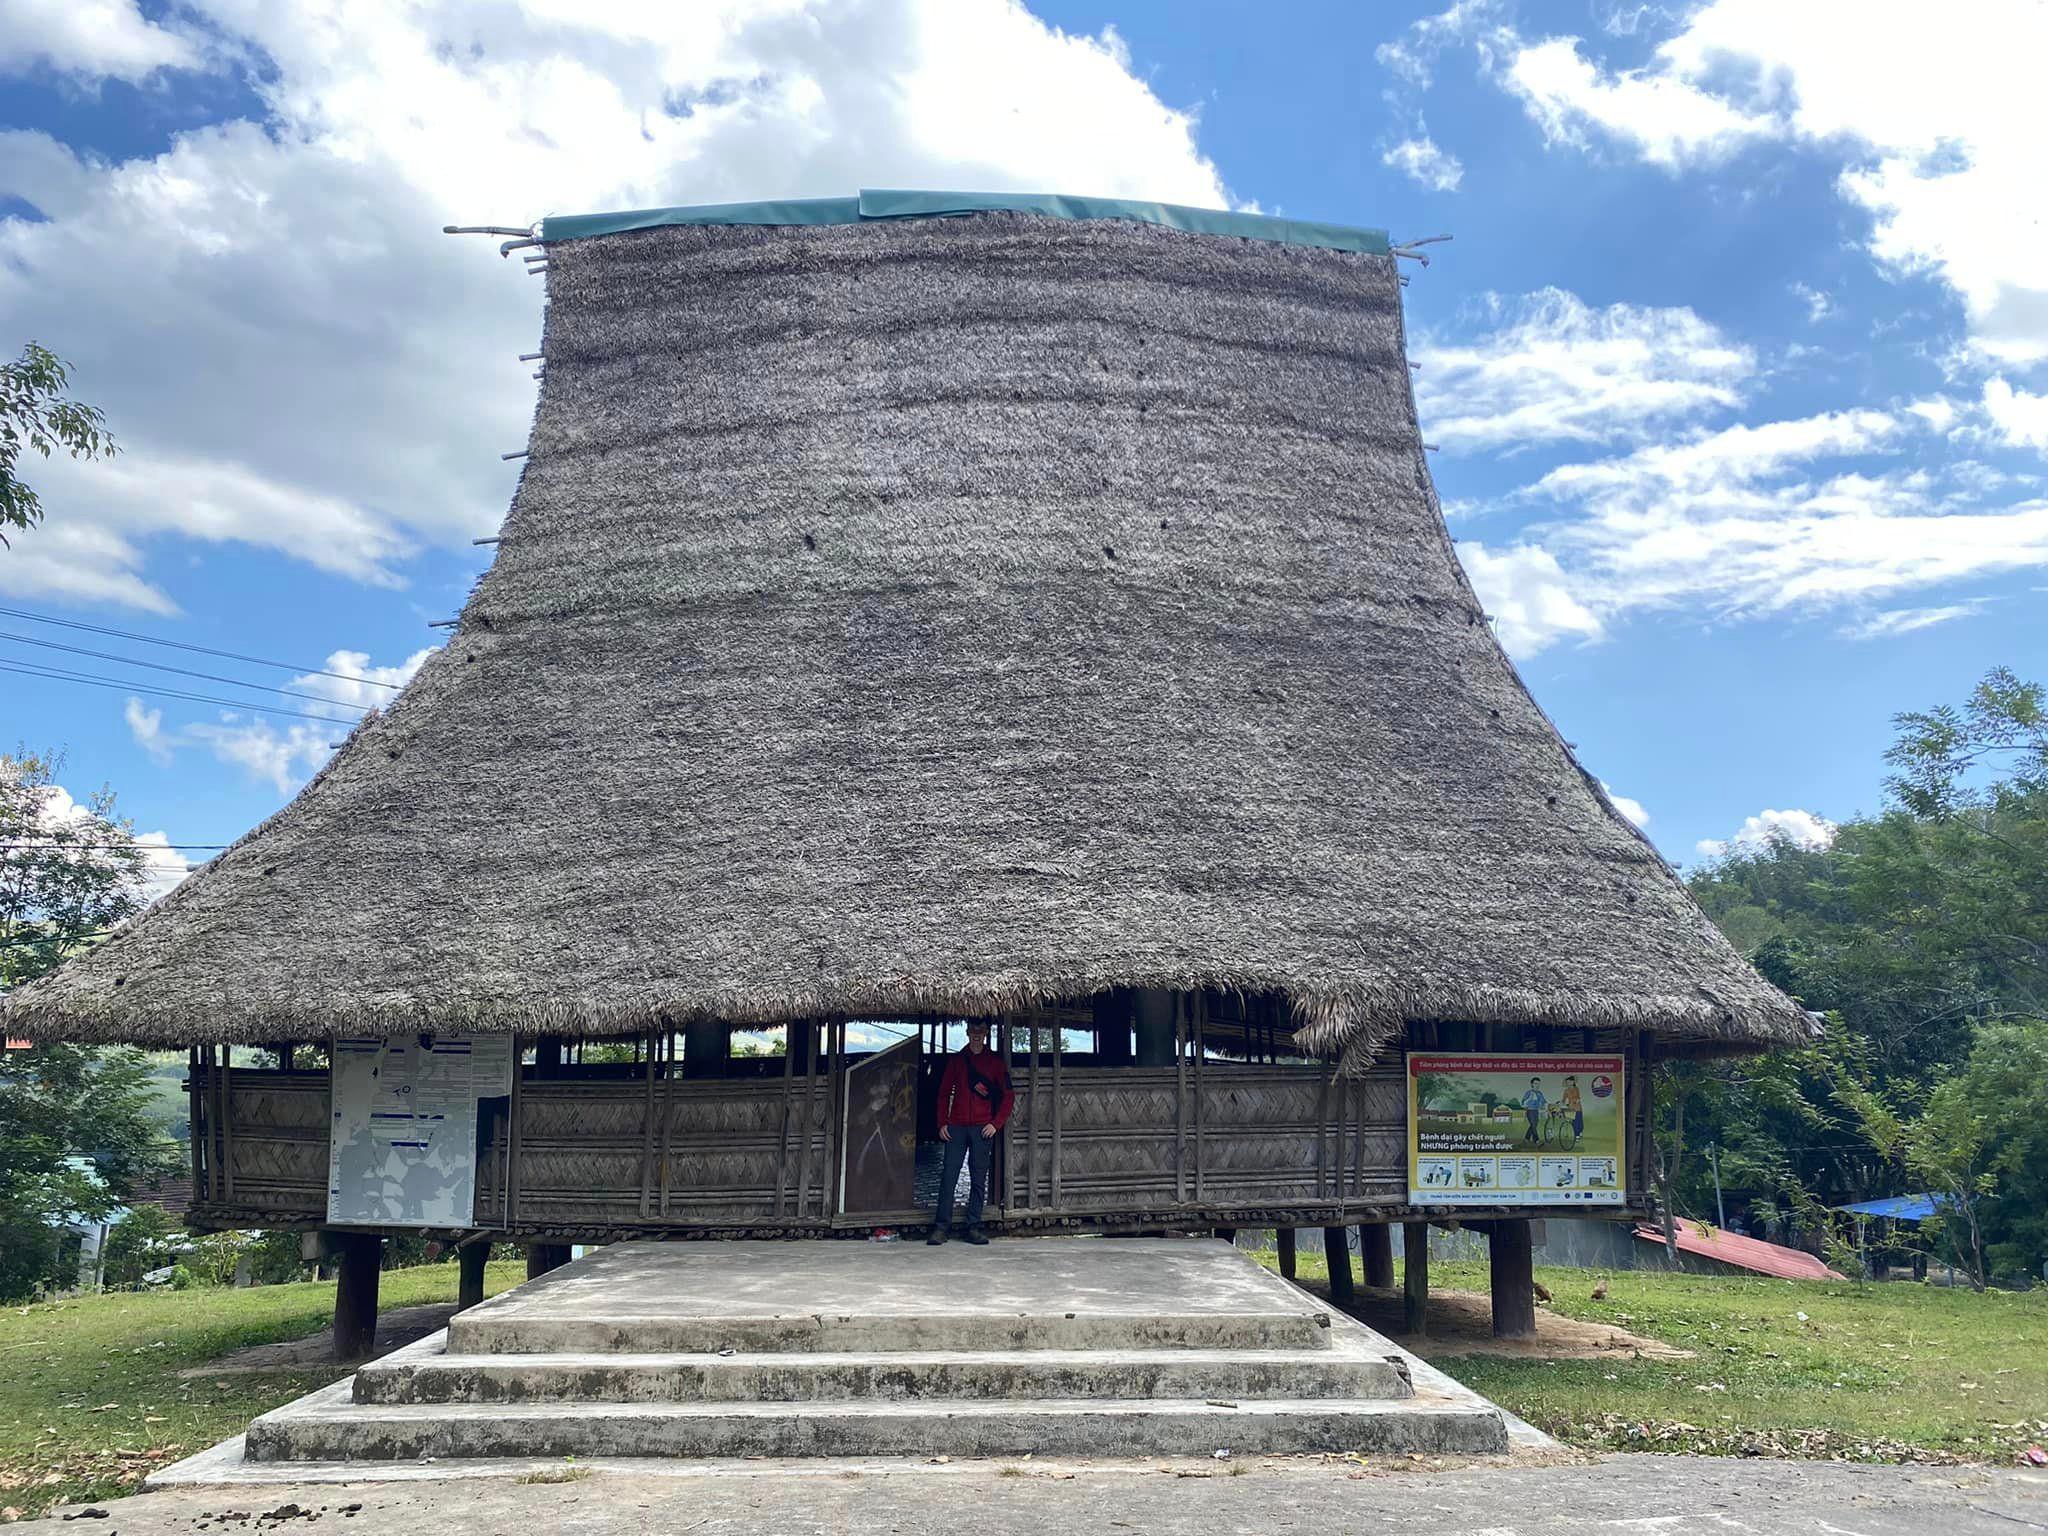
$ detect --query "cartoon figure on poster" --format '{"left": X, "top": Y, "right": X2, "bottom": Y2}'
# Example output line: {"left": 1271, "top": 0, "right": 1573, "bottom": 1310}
{"left": 1406, "top": 1053, "right": 1626, "bottom": 1207}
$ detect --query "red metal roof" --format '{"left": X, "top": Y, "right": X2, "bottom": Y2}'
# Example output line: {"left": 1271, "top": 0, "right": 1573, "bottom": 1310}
{"left": 1633, "top": 1216, "right": 1846, "bottom": 1280}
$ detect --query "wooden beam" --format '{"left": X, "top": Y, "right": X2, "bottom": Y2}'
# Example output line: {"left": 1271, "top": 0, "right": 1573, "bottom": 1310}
{"left": 457, "top": 1240, "right": 489, "bottom": 1311}
{"left": 1402, "top": 1220, "right": 1430, "bottom": 1335}
{"left": 1488, "top": 1219, "right": 1538, "bottom": 1338}
{"left": 331, "top": 1231, "right": 382, "bottom": 1361}
{"left": 1277, "top": 1226, "right": 1297, "bottom": 1280}
{"left": 1322, "top": 1225, "right": 1355, "bottom": 1305}
{"left": 1361, "top": 1223, "right": 1395, "bottom": 1289}
{"left": 526, "top": 1242, "right": 572, "bottom": 1278}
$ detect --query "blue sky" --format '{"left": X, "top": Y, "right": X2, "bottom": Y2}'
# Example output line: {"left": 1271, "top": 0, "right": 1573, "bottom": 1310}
{"left": 2, "top": 0, "right": 2044, "bottom": 897}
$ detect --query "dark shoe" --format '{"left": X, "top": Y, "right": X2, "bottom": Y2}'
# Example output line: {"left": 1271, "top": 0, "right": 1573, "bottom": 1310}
{"left": 927, "top": 1228, "right": 949, "bottom": 1246}
{"left": 964, "top": 1226, "right": 990, "bottom": 1246}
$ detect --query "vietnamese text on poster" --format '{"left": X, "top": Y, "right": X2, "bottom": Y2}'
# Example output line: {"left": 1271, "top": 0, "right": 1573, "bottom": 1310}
{"left": 327, "top": 1033, "right": 515, "bottom": 1227}
{"left": 1407, "top": 1052, "right": 1626, "bottom": 1206}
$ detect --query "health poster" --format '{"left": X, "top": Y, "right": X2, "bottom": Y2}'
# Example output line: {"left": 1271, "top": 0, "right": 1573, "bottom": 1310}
{"left": 327, "top": 1034, "right": 511, "bottom": 1227}
{"left": 1407, "top": 1053, "right": 1626, "bottom": 1207}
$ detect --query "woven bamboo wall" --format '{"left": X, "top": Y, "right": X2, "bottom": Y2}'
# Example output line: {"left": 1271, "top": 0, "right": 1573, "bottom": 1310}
{"left": 184, "top": 1034, "right": 1648, "bottom": 1233}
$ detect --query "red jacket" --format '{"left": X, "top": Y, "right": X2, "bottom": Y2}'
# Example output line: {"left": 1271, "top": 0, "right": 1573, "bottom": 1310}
{"left": 936, "top": 1046, "right": 1014, "bottom": 1130}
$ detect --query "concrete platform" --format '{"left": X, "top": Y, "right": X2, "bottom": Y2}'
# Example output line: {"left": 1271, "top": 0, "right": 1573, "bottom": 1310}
{"left": 447, "top": 1237, "right": 1335, "bottom": 1354}
{"left": 186, "top": 1236, "right": 1515, "bottom": 1472}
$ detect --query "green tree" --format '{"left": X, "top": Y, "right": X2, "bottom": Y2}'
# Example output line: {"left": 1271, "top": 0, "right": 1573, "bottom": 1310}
{"left": 2, "top": 749, "right": 148, "bottom": 985}
{"left": 1674, "top": 668, "right": 2045, "bottom": 1272}
{"left": 102, "top": 1202, "right": 181, "bottom": 1288}
{"left": 1, "top": 751, "right": 174, "bottom": 1300}
{"left": 0, "top": 342, "right": 117, "bottom": 547}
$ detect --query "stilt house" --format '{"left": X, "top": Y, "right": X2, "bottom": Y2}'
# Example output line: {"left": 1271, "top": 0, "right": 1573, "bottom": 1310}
{"left": 6, "top": 192, "right": 1809, "bottom": 1295}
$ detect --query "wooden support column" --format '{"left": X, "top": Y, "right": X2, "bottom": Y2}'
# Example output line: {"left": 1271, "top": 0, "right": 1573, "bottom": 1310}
{"left": 1403, "top": 1220, "right": 1430, "bottom": 1335}
{"left": 526, "top": 1242, "right": 572, "bottom": 1279}
{"left": 1360, "top": 1223, "right": 1395, "bottom": 1289}
{"left": 457, "top": 1241, "right": 489, "bottom": 1311}
{"left": 1132, "top": 988, "right": 1176, "bottom": 1068}
{"left": 682, "top": 1020, "right": 727, "bottom": 1079}
{"left": 331, "top": 1232, "right": 382, "bottom": 1362}
{"left": 1322, "top": 1225, "right": 1355, "bottom": 1305}
{"left": 1277, "top": 1227, "right": 1297, "bottom": 1280}
{"left": 1092, "top": 989, "right": 1134, "bottom": 1065}
{"left": 1488, "top": 1219, "right": 1537, "bottom": 1338}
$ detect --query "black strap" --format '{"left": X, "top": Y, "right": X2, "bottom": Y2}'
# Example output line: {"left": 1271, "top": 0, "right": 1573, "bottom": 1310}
{"left": 963, "top": 1050, "right": 1001, "bottom": 1101}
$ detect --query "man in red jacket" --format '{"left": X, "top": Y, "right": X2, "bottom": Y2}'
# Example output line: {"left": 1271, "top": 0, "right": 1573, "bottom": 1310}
{"left": 929, "top": 1020, "right": 1013, "bottom": 1245}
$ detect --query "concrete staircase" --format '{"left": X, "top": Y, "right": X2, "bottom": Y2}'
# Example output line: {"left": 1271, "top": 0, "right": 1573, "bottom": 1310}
{"left": 243, "top": 1238, "right": 1510, "bottom": 1462}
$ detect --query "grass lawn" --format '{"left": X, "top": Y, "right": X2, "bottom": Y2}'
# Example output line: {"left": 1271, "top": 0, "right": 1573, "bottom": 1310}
{"left": 0, "top": 1261, "right": 525, "bottom": 1522}
{"left": 1270, "top": 1250, "right": 2048, "bottom": 1464}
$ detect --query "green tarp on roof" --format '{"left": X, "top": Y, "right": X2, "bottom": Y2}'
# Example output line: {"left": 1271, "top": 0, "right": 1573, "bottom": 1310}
{"left": 540, "top": 188, "right": 1390, "bottom": 256}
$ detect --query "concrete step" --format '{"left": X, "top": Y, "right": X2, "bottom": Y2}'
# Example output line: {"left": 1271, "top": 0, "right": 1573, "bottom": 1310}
{"left": 446, "top": 1308, "right": 1334, "bottom": 1357}
{"left": 446, "top": 1237, "right": 1336, "bottom": 1356}
{"left": 352, "top": 1345, "right": 1413, "bottom": 1406}
{"left": 250, "top": 1382, "right": 1509, "bottom": 1462}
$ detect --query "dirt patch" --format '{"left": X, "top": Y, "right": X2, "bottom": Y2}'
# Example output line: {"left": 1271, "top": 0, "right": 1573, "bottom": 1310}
{"left": 176, "top": 1303, "right": 461, "bottom": 1377}
{"left": 1329, "top": 1284, "right": 1691, "bottom": 1361}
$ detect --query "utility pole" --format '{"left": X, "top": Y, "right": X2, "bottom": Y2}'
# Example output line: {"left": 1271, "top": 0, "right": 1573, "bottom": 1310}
{"left": 1708, "top": 1143, "right": 1726, "bottom": 1229}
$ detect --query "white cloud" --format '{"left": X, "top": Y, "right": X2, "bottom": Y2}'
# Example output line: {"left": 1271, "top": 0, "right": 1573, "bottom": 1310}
{"left": 1839, "top": 602, "right": 1985, "bottom": 641}
{"left": 130, "top": 832, "right": 195, "bottom": 904}
{"left": 1456, "top": 540, "right": 1604, "bottom": 656}
{"left": 0, "top": 1, "right": 1235, "bottom": 609}
{"left": 1983, "top": 378, "right": 2048, "bottom": 451}
{"left": 0, "top": 761, "right": 193, "bottom": 906}
{"left": 1499, "top": 34, "right": 1775, "bottom": 168}
{"left": 1382, "top": 136, "right": 1464, "bottom": 192}
{"left": 1487, "top": 1, "right": 2048, "bottom": 367}
{"left": 0, "top": 0, "right": 199, "bottom": 81}
{"left": 0, "top": 520, "right": 177, "bottom": 614}
{"left": 1601, "top": 782, "right": 1651, "bottom": 829}
{"left": 182, "top": 646, "right": 434, "bottom": 792}
{"left": 1375, "top": 1, "right": 1498, "bottom": 89}
{"left": 1905, "top": 396, "right": 1961, "bottom": 434}
{"left": 1789, "top": 282, "right": 1832, "bottom": 324}
{"left": 1696, "top": 808, "right": 1836, "bottom": 859}
{"left": 1455, "top": 405, "right": 2048, "bottom": 654}
{"left": 124, "top": 698, "right": 171, "bottom": 765}
{"left": 1414, "top": 288, "right": 1752, "bottom": 450}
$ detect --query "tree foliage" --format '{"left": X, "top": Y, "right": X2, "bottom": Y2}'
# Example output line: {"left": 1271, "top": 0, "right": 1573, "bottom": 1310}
{"left": 1, "top": 750, "right": 172, "bottom": 1301}
{"left": 0, "top": 342, "right": 117, "bottom": 547}
{"left": 1681, "top": 667, "right": 2048, "bottom": 1282}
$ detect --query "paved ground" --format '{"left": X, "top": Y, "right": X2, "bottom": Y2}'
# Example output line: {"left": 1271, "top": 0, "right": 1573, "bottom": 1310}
{"left": 24, "top": 1455, "right": 2048, "bottom": 1535}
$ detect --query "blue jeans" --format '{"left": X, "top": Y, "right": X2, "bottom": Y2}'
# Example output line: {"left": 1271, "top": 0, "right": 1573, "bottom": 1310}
{"left": 936, "top": 1128, "right": 992, "bottom": 1229}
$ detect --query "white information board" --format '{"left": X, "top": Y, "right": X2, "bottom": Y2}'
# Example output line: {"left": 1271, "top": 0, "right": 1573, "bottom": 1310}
{"left": 326, "top": 1034, "right": 514, "bottom": 1227}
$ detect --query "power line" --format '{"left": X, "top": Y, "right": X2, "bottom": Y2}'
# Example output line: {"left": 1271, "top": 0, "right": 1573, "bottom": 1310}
{"left": 0, "top": 660, "right": 365, "bottom": 725}
{"left": 0, "top": 843, "right": 228, "bottom": 851}
{"left": 0, "top": 605, "right": 406, "bottom": 690}
{"left": 0, "top": 630, "right": 377, "bottom": 708}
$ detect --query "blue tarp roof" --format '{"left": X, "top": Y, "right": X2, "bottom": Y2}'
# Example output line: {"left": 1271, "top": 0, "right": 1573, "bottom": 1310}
{"left": 1837, "top": 1194, "right": 1943, "bottom": 1221}
{"left": 540, "top": 189, "right": 1391, "bottom": 256}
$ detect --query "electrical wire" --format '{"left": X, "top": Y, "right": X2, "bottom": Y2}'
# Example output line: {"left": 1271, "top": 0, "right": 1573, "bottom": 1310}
{"left": 0, "top": 843, "right": 230, "bottom": 851}
{"left": 0, "top": 660, "right": 365, "bottom": 724}
{"left": 0, "top": 630, "right": 379, "bottom": 708}
{"left": 0, "top": 604, "right": 406, "bottom": 690}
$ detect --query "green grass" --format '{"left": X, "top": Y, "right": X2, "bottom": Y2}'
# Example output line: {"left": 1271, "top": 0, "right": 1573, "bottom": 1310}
{"left": 0, "top": 1261, "right": 525, "bottom": 1521}
{"left": 1266, "top": 1250, "right": 2048, "bottom": 1463}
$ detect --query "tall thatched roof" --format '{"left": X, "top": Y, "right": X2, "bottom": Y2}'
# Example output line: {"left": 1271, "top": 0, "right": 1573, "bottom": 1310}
{"left": 6, "top": 193, "right": 1811, "bottom": 1057}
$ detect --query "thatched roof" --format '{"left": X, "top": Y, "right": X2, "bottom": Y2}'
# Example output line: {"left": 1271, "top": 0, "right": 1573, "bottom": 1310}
{"left": 6, "top": 198, "right": 1812, "bottom": 1057}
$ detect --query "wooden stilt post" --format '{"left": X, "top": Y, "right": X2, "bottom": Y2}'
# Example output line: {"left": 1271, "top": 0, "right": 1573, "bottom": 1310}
{"left": 1488, "top": 1219, "right": 1537, "bottom": 1338}
{"left": 1277, "top": 1226, "right": 1297, "bottom": 1280}
{"left": 526, "top": 1242, "right": 572, "bottom": 1279}
{"left": 457, "top": 1240, "right": 489, "bottom": 1311}
{"left": 1361, "top": 1223, "right": 1395, "bottom": 1288}
{"left": 1403, "top": 1220, "right": 1430, "bottom": 1335}
{"left": 331, "top": 1232, "right": 382, "bottom": 1361}
{"left": 1322, "top": 1225, "right": 1354, "bottom": 1305}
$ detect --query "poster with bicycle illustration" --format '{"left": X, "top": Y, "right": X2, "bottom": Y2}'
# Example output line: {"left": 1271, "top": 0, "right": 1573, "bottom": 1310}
{"left": 1407, "top": 1053, "right": 1625, "bottom": 1206}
